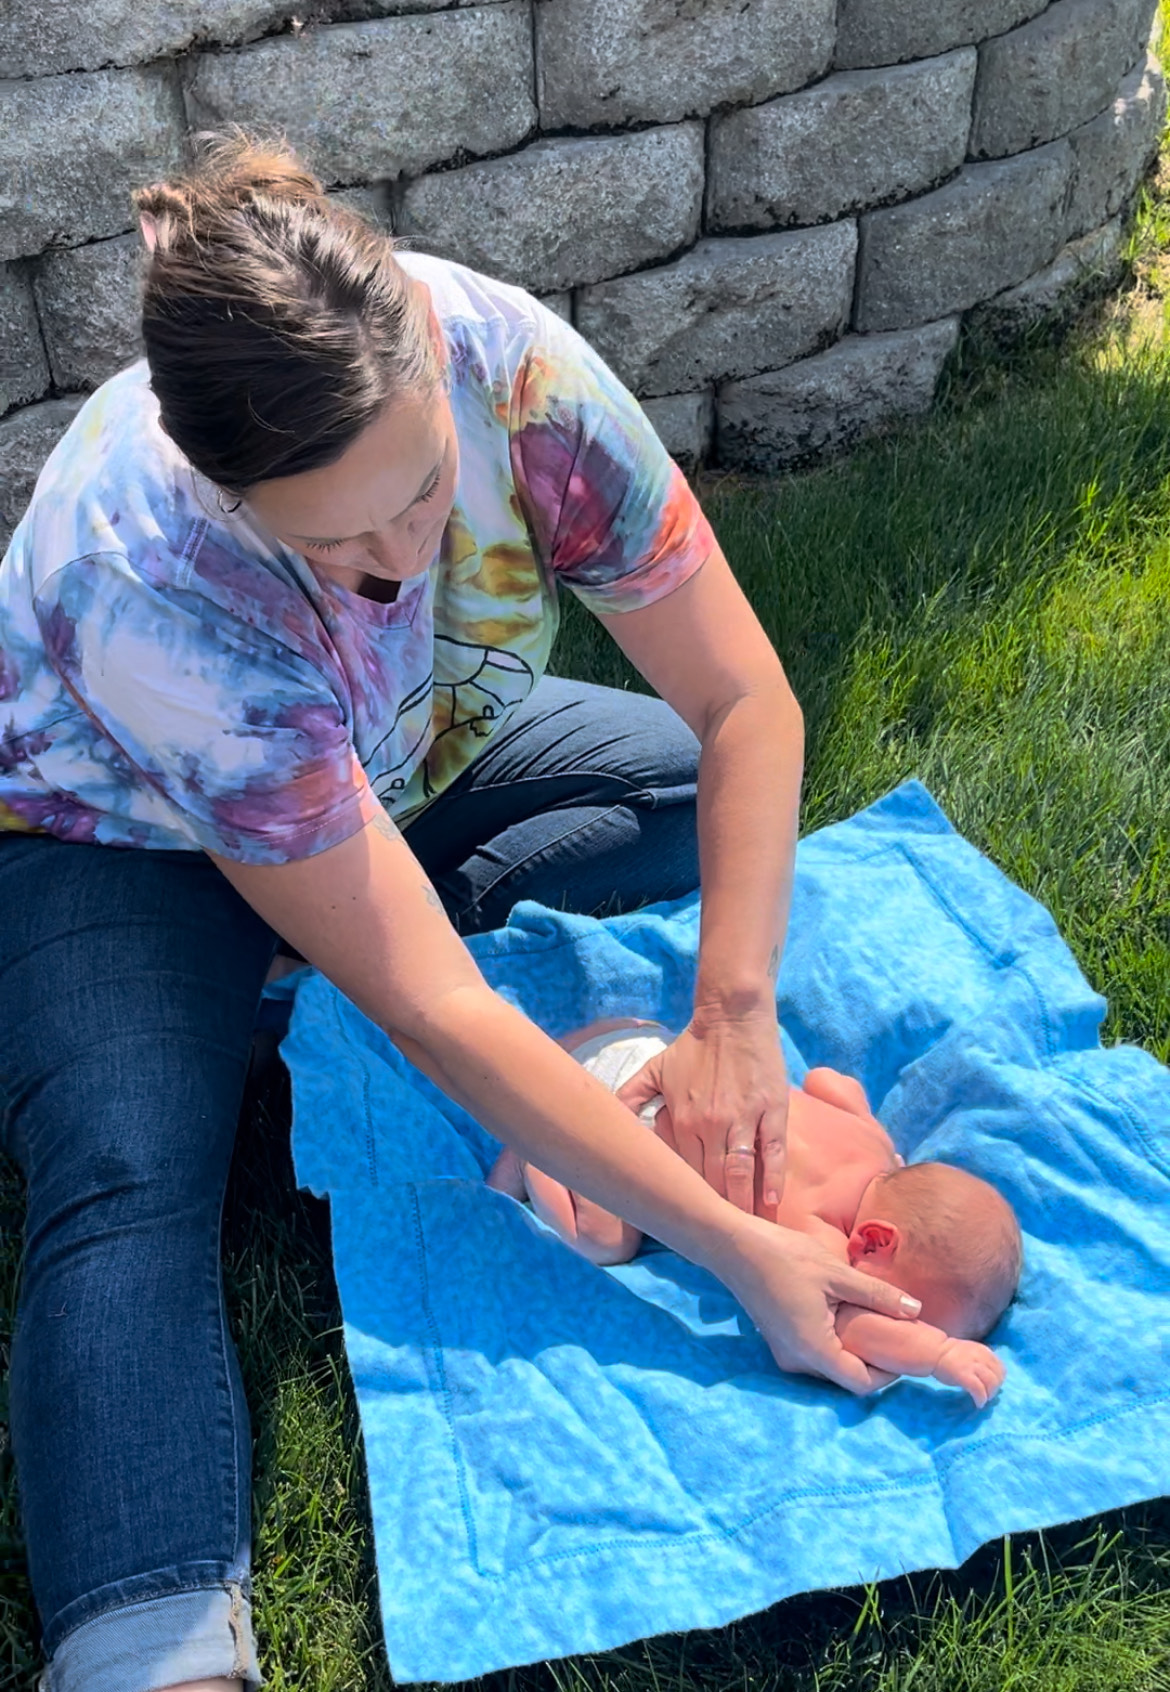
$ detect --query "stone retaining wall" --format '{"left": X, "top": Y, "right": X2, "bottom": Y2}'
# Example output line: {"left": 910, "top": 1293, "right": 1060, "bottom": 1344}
{"left": 1, "top": 0, "right": 1165, "bottom": 547}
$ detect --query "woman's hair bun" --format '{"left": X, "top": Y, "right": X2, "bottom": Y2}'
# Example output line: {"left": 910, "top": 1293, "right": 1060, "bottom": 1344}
{"left": 133, "top": 127, "right": 324, "bottom": 250}
{"left": 133, "top": 122, "right": 441, "bottom": 494}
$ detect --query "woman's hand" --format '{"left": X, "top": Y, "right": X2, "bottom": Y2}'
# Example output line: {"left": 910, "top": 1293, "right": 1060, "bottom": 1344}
{"left": 617, "top": 1007, "right": 789, "bottom": 1214}
{"left": 716, "top": 1214, "right": 917, "bottom": 1394}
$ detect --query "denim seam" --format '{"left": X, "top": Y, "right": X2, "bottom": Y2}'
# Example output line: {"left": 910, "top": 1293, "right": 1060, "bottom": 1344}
{"left": 454, "top": 770, "right": 646, "bottom": 803}
{"left": 458, "top": 800, "right": 629, "bottom": 919}
{"left": 214, "top": 1171, "right": 247, "bottom": 1564}
{"left": 44, "top": 1572, "right": 251, "bottom": 1649}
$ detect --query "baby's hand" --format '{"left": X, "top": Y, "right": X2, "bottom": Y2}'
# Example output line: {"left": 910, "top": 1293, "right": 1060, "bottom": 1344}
{"left": 933, "top": 1337, "right": 1006, "bottom": 1408}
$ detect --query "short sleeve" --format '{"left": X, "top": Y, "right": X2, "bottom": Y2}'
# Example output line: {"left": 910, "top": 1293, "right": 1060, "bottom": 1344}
{"left": 36, "top": 553, "right": 383, "bottom": 863}
{"left": 507, "top": 310, "right": 717, "bottom": 616}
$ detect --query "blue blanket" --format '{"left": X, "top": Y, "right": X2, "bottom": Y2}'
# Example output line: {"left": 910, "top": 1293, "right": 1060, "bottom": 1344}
{"left": 284, "top": 781, "right": 1170, "bottom": 1683}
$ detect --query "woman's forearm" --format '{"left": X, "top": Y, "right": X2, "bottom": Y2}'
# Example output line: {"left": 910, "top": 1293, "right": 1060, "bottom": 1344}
{"left": 692, "top": 679, "right": 804, "bottom": 1025}
{"left": 397, "top": 981, "right": 750, "bottom": 1278}
{"left": 211, "top": 822, "right": 749, "bottom": 1279}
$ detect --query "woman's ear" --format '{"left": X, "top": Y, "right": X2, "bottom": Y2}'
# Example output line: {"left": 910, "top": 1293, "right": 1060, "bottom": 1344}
{"left": 139, "top": 212, "right": 160, "bottom": 254}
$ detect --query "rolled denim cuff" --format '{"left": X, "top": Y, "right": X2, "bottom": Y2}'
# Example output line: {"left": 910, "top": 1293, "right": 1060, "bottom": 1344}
{"left": 39, "top": 1581, "right": 261, "bottom": 1692}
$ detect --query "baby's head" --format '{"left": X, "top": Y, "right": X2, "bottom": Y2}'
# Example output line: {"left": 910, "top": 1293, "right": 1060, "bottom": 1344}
{"left": 848, "top": 1161, "right": 1022, "bottom": 1340}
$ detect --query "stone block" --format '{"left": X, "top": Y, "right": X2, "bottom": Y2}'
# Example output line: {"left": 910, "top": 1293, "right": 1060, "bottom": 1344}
{"left": 971, "top": 218, "right": 1125, "bottom": 332}
{"left": 535, "top": 0, "right": 835, "bottom": 128}
{"left": 0, "top": 67, "right": 186, "bottom": 263}
{"left": 856, "top": 143, "right": 1074, "bottom": 332}
{"left": 0, "top": 0, "right": 289, "bottom": 79}
{"left": 398, "top": 126, "right": 703, "bottom": 293}
{"left": 1066, "top": 50, "right": 1167, "bottom": 237}
{"left": 34, "top": 235, "right": 145, "bottom": 392}
{"left": 708, "top": 51, "right": 975, "bottom": 233}
{"left": 835, "top": 0, "right": 1046, "bottom": 69}
{"left": 0, "top": 397, "right": 86, "bottom": 554}
{"left": 970, "top": 0, "right": 1157, "bottom": 159}
{"left": 538, "top": 293, "right": 572, "bottom": 321}
{"left": 328, "top": 184, "right": 394, "bottom": 229}
{"left": 576, "top": 223, "right": 857, "bottom": 397}
{"left": 0, "top": 265, "right": 50, "bottom": 415}
{"left": 186, "top": 5, "right": 536, "bottom": 186}
{"left": 640, "top": 392, "right": 714, "bottom": 470}
{"left": 718, "top": 317, "right": 959, "bottom": 470}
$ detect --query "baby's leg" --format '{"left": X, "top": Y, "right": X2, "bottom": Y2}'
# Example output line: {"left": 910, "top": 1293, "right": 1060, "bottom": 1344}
{"left": 486, "top": 1145, "right": 528, "bottom": 1198}
{"left": 487, "top": 1145, "right": 643, "bottom": 1265}
{"left": 523, "top": 1165, "right": 644, "bottom": 1266}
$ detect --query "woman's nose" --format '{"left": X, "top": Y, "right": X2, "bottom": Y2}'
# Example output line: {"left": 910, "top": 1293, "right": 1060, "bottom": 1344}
{"left": 364, "top": 529, "right": 412, "bottom": 572}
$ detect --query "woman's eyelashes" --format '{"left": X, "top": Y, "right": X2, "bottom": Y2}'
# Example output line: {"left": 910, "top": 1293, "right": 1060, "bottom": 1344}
{"left": 307, "top": 472, "right": 444, "bottom": 552}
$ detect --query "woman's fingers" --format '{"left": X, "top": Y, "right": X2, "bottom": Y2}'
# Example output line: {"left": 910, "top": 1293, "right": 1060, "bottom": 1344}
{"left": 815, "top": 1345, "right": 891, "bottom": 1396}
{"left": 615, "top": 1056, "right": 664, "bottom": 1117}
{"left": 830, "top": 1265, "right": 922, "bottom": 1321}
{"left": 758, "top": 1100, "right": 788, "bottom": 1209}
{"left": 722, "top": 1131, "right": 757, "bottom": 1214}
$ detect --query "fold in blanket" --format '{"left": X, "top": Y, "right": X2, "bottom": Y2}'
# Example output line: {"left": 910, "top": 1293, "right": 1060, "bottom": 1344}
{"left": 284, "top": 781, "right": 1170, "bottom": 1683}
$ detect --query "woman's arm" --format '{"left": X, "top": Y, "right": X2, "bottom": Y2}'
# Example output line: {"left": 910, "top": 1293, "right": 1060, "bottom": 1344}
{"left": 210, "top": 812, "right": 921, "bottom": 1393}
{"left": 597, "top": 545, "right": 801, "bottom": 1211}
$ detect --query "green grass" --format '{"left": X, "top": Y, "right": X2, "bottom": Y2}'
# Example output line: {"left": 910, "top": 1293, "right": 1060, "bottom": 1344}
{"left": 5, "top": 123, "right": 1170, "bottom": 1692}
{"left": 554, "top": 296, "right": 1170, "bottom": 1061}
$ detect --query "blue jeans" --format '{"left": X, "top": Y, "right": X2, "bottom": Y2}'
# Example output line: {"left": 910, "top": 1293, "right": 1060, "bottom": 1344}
{"left": 0, "top": 678, "right": 698, "bottom": 1692}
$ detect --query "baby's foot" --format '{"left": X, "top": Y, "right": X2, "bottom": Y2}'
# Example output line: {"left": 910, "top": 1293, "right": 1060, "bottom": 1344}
{"left": 486, "top": 1146, "right": 528, "bottom": 1199}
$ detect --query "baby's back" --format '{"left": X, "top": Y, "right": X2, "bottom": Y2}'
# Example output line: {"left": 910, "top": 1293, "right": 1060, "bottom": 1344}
{"left": 568, "top": 1026, "right": 898, "bottom": 1241}
{"left": 765, "top": 1081, "right": 898, "bottom": 1235}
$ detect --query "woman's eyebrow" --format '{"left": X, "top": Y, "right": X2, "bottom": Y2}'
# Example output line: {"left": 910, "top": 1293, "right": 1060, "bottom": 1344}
{"left": 290, "top": 455, "right": 444, "bottom": 543}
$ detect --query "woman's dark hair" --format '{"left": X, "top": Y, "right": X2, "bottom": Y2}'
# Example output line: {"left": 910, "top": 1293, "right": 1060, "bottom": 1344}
{"left": 133, "top": 128, "right": 441, "bottom": 495}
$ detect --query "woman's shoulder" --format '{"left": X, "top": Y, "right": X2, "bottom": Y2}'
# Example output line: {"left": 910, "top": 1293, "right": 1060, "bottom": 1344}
{"left": 15, "top": 361, "right": 245, "bottom": 593}
{"left": 396, "top": 249, "right": 548, "bottom": 334}
{"left": 395, "top": 250, "right": 581, "bottom": 393}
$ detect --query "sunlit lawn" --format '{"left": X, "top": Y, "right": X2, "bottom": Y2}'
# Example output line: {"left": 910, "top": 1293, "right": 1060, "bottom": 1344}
{"left": 4, "top": 127, "right": 1170, "bottom": 1692}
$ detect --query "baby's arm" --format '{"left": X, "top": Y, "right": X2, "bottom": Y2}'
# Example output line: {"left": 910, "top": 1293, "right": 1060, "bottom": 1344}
{"left": 834, "top": 1307, "right": 1005, "bottom": 1407}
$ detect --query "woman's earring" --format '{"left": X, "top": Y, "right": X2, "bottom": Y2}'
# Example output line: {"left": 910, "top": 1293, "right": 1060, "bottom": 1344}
{"left": 215, "top": 488, "right": 242, "bottom": 516}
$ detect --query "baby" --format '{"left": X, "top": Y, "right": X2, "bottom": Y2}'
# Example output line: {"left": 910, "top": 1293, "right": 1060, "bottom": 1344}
{"left": 488, "top": 1022, "right": 1022, "bottom": 1407}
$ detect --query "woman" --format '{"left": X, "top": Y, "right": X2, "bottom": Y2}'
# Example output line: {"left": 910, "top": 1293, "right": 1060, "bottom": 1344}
{"left": 0, "top": 133, "right": 919, "bottom": 1692}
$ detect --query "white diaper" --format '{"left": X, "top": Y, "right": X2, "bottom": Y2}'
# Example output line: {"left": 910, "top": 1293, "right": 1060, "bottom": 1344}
{"left": 573, "top": 1024, "right": 671, "bottom": 1127}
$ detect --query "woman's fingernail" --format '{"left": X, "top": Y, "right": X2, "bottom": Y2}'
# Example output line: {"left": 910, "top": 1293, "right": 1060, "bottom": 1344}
{"left": 764, "top": 1188, "right": 778, "bottom": 1206}
{"left": 900, "top": 1295, "right": 922, "bottom": 1315}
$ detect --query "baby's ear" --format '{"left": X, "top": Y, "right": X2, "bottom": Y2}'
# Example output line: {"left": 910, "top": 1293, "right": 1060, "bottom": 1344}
{"left": 847, "top": 1217, "right": 901, "bottom": 1266}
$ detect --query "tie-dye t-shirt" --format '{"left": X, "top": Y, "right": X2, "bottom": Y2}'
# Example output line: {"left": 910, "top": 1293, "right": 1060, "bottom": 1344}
{"left": 0, "top": 254, "right": 715, "bottom": 863}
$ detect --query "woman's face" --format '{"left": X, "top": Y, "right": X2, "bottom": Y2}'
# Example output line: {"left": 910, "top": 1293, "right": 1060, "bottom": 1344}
{"left": 245, "top": 386, "right": 459, "bottom": 589}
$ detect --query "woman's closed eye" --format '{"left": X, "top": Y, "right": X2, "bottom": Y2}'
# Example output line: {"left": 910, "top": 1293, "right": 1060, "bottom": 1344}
{"left": 305, "top": 471, "right": 444, "bottom": 552}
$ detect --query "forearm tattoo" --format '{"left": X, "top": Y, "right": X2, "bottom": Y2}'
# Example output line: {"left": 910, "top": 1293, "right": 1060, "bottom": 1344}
{"left": 370, "top": 805, "right": 445, "bottom": 915}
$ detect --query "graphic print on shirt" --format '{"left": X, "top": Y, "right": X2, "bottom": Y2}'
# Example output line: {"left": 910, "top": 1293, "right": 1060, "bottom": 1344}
{"left": 424, "top": 636, "right": 535, "bottom": 799}
{"left": 369, "top": 636, "right": 536, "bottom": 808}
